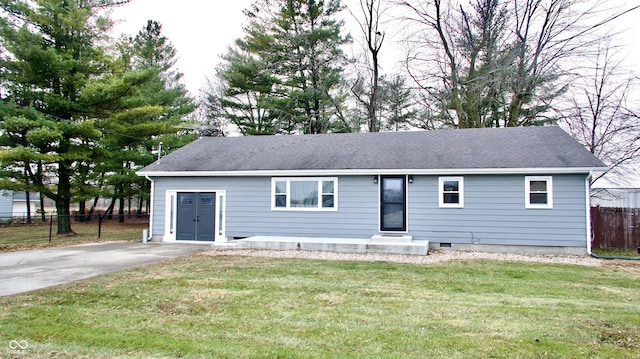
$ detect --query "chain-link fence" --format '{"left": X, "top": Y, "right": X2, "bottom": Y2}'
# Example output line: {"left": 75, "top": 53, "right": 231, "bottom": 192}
{"left": 0, "top": 212, "right": 47, "bottom": 225}
{"left": 0, "top": 213, "right": 149, "bottom": 249}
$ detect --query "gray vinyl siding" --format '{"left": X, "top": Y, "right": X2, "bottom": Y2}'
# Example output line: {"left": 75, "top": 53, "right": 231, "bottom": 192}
{"left": 151, "top": 176, "right": 379, "bottom": 239}
{"left": 0, "top": 190, "right": 13, "bottom": 217}
{"left": 150, "top": 173, "right": 589, "bottom": 248}
{"left": 407, "top": 174, "right": 588, "bottom": 247}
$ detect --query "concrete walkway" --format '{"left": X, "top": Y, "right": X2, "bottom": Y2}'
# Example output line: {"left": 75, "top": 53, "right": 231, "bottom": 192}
{"left": 0, "top": 241, "right": 212, "bottom": 297}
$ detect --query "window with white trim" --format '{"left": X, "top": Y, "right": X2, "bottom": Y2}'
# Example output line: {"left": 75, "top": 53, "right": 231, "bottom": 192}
{"left": 272, "top": 178, "right": 337, "bottom": 210}
{"left": 525, "top": 176, "right": 553, "bottom": 209}
{"left": 439, "top": 177, "right": 464, "bottom": 208}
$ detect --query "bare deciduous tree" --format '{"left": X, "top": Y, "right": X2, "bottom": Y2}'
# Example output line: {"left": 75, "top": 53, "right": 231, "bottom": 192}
{"left": 559, "top": 47, "right": 640, "bottom": 186}
{"left": 348, "top": 0, "right": 387, "bottom": 132}
{"left": 395, "top": 0, "right": 639, "bottom": 129}
{"left": 196, "top": 76, "right": 229, "bottom": 137}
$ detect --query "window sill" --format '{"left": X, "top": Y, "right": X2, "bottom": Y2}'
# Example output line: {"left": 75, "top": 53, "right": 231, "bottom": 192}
{"left": 271, "top": 207, "right": 338, "bottom": 212}
{"left": 439, "top": 204, "right": 464, "bottom": 209}
{"left": 525, "top": 205, "right": 553, "bottom": 209}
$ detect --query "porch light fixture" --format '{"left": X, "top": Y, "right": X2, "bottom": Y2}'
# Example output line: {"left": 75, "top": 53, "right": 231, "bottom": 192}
{"left": 408, "top": 175, "right": 413, "bottom": 183}
{"left": 373, "top": 176, "right": 378, "bottom": 184}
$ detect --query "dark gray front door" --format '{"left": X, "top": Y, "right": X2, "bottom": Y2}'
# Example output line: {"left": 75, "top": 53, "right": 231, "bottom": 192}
{"left": 176, "top": 192, "right": 216, "bottom": 241}
{"left": 380, "top": 176, "right": 406, "bottom": 231}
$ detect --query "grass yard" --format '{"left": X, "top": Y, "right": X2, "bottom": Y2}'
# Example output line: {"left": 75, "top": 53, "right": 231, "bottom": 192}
{"left": 0, "top": 219, "right": 149, "bottom": 251}
{"left": 592, "top": 247, "right": 640, "bottom": 258}
{"left": 1, "top": 254, "right": 639, "bottom": 358}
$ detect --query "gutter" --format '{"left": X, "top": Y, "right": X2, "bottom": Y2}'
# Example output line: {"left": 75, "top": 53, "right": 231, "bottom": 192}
{"left": 137, "top": 166, "right": 610, "bottom": 178}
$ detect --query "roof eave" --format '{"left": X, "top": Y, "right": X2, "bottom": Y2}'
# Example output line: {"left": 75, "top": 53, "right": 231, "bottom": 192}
{"left": 137, "top": 166, "right": 609, "bottom": 177}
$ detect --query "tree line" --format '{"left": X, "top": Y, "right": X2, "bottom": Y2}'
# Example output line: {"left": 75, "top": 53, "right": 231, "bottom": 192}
{"left": 0, "top": 0, "right": 194, "bottom": 234}
{"left": 1, "top": 0, "right": 639, "bottom": 234}
{"left": 200, "top": 0, "right": 640, "bottom": 183}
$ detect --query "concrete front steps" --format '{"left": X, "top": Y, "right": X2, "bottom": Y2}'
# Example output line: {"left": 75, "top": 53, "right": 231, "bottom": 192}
{"left": 235, "top": 235, "right": 429, "bottom": 256}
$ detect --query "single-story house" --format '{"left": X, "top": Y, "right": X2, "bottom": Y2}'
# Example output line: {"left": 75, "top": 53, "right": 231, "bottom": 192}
{"left": 0, "top": 190, "right": 38, "bottom": 220}
{"left": 137, "top": 126, "right": 607, "bottom": 255}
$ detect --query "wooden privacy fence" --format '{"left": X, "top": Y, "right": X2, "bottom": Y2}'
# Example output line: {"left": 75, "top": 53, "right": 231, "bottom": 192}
{"left": 591, "top": 207, "right": 640, "bottom": 249}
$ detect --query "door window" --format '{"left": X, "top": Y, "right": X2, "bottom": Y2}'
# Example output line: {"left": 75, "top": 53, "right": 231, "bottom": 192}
{"left": 380, "top": 176, "right": 406, "bottom": 231}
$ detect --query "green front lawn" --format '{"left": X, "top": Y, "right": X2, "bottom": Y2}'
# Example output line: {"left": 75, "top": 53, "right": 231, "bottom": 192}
{"left": 1, "top": 254, "right": 639, "bottom": 358}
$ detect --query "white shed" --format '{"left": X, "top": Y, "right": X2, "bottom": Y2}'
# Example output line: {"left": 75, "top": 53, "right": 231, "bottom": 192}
{"left": 0, "top": 190, "right": 39, "bottom": 218}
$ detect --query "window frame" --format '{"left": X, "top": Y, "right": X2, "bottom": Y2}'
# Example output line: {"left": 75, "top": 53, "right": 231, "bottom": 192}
{"left": 438, "top": 176, "right": 464, "bottom": 208}
{"left": 271, "top": 177, "right": 338, "bottom": 211}
{"left": 525, "top": 176, "right": 553, "bottom": 209}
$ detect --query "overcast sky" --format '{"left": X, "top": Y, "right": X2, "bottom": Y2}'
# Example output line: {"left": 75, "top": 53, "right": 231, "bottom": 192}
{"left": 111, "top": 0, "right": 253, "bottom": 96}
{"left": 110, "top": 0, "right": 640, "bottom": 97}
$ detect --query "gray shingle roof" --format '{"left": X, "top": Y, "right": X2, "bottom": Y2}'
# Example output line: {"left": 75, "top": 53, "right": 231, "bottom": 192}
{"left": 139, "top": 126, "right": 606, "bottom": 174}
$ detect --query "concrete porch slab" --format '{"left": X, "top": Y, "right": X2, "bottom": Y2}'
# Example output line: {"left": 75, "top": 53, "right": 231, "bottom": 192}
{"left": 237, "top": 236, "right": 429, "bottom": 256}
{"left": 370, "top": 234, "right": 413, "bottom": 243}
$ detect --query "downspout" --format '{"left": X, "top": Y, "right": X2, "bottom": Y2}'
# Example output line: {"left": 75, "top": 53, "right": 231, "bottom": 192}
{"left": 586, "top": 173, "right": 640, "bottom": 261}
{"left": 145, "top": 174, "right": 154, "bottom": 242}
{"left": 585, "top": 175, "right": 593, "bottom": 256}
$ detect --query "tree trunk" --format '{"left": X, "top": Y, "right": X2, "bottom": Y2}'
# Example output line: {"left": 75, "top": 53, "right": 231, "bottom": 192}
{"left": 137, "top": 196, "right": 143, "bottom": 218}
{"left": 364, "top": 0, "right": 383, "bottom": 132}
{"left": 23, "top": 168, "right": 32, "bottom": 224}
{"left": 118, "top": 196, "right": 125, "bottom": 223}
{"left": 56, "top": 159, "right": 73, "bottom": 234}
{"left": 87, "top": 196, "right": 99, "bottom": 221}
{"left": 78, "top": 200, "right": 86, "bottom": 222}
{"left": 369, "top": 65, "right": 379, "bottom": 132}
{"left": 39, "top": 193, "right": 46, "bottom": 223}
{"left": 37, "top": 162, "right": 46, "bottom": 222}
{"left": 55, "top": 195, "right": 72, "bottom": 235}
{"left": 25, "top": 191, "right": 32, "bottom": 224}
{"left": 105, "top": 198, "right": 115, "bottom": 219}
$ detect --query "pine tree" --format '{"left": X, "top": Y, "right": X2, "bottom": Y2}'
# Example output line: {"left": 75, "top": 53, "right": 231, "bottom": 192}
{"left": 0, "top": 2, "right": 194, "bottom": 232}
{"left": 0, "top": 0, "right": 126, "bottom": 233}
{"left": 97, "top": 21, "right": 195, "bottom": 221}
{"left": 379, "top": 76, "right": 417, "bottom": 132}
{"left": 210, "top": 0, "right": 350, "bottom": 135}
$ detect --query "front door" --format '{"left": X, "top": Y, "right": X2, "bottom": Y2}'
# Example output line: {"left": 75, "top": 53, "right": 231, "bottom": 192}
{"left": 176, "top": 192, "right": 216, "bottom": 241}
{"left": 380, "top": 176, "right": 406, "bottom": 231}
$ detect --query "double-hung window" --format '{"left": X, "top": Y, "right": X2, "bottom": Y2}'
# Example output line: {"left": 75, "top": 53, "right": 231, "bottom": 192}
{"left": 439, "top": 177, "right": 464, "bottom": 208}
{"left": 272, "top": 177, "right": 337, "bottom": 211}
{"left": 525, "top": 176, "right": 553, "bottom": 209}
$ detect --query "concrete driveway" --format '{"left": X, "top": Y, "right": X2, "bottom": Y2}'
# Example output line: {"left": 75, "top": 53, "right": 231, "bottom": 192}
{"left": 0, "top": 241, "right": 212, "bottom": 297}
